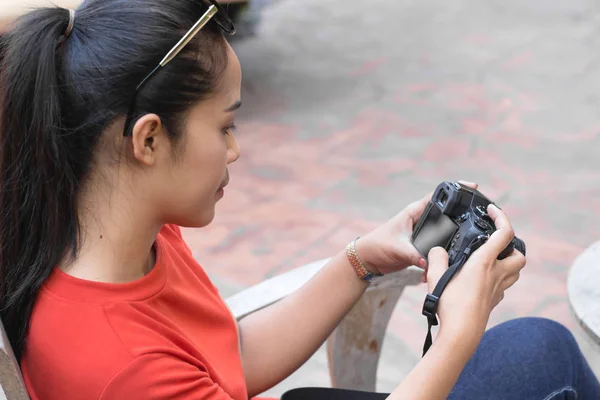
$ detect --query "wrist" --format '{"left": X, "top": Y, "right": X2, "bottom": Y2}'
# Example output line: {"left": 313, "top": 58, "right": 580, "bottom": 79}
{"left": 345, "top": 237, "right": 383, "bottom": 282}
{"left": 437, "top": 318, "right": 486, "bottom": 355}
{"left": 332, "top": 250, "right": 370, "bottom": 291}
{"left": 352, "top": 237, "right": 383, "bottom": 275}
{"left": 435, "top": 328, "right": 482, "bottom": 362}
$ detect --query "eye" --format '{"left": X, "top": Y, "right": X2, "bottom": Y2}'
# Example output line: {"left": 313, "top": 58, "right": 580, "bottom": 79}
{"left": 222, "top": 123, "right": 237, "bottom": 136}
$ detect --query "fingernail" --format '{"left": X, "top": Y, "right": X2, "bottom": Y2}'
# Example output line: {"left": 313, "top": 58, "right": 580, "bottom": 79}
{"left": 419, "top": 258, "right": 426, "bottom": 268}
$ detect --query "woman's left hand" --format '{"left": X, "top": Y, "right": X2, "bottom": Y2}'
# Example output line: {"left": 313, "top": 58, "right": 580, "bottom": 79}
{"left": 355, "top": 181, "right": 478, "bottom": 281}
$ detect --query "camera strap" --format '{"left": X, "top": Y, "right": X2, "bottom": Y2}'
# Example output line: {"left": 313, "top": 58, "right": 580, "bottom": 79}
{"left": 421, "top": 249, "right": 470, "bottom": 357}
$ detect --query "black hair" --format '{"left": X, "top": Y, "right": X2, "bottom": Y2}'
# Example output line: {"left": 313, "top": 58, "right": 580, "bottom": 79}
{"left": 0, "top": 0, "right": 229, "bottom": 360}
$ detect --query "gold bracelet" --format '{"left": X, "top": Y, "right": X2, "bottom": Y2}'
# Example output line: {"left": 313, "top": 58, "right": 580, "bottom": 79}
{"left": 345, "top": 237, "right": 383, "bottom": 282}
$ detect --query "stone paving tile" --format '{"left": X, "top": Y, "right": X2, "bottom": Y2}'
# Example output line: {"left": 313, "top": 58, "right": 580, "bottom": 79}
{"left": 184, "top": 0, "right": 600, "bottom": 394}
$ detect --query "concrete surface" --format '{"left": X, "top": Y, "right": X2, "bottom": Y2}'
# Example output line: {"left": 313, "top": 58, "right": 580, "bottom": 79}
{"left": 568, "top": 242, "right": 600, "bottom": 344}
{"left": 181, "top": 0, "right": 600, "bottom": 396}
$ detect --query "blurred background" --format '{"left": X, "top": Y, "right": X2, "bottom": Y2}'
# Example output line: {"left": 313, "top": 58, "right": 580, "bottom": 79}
{"left": 3, "top": 0, "right": 600, "bottom": 397}
{"left": 181, "top": 0, "right": 600, "bottom": 396}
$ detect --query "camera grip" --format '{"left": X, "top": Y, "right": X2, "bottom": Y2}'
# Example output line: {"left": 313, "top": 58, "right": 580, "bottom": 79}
{"left": 498, "top": 237, "right": 526, "bottom": 260}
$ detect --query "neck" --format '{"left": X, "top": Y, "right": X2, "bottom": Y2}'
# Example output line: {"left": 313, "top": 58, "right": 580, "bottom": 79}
{"left": 61, "top": 179, "right": 162, "bottom": 284}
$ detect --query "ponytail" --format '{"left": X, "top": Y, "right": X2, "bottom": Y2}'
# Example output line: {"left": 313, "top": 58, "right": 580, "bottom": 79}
{"left": 0, "top": 8, "right": 79, "bottom": 360}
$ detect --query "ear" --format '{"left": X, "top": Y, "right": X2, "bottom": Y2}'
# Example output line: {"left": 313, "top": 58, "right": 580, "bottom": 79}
{"left": 130, "top": 114, "right": 168, "bottom": 166}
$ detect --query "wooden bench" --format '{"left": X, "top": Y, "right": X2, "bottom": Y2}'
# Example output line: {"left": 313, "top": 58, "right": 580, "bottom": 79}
{"left": 0, "top": 261, "right": 423, "bottom": 399}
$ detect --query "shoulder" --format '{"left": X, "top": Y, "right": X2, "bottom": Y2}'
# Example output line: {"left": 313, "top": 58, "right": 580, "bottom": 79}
{"left": 99, "top": 353, "right": 235, "bottom": 400}
{"left": 23, "top": 303, "right": 135, "bottom": 398}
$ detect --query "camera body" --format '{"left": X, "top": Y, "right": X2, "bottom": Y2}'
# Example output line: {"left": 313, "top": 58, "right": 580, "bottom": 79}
{"left": 411, "top": 181, "right": 525, "bottom": 265}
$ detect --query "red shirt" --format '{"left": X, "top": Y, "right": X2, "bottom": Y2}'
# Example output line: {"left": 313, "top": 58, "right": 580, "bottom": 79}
{"left": 21, "top": 224, "right": 248, "bottom": 399}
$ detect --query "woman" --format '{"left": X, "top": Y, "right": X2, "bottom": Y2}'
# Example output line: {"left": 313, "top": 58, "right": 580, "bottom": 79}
{"left": 0, "top": 1, "right": 597, "bottom": 399}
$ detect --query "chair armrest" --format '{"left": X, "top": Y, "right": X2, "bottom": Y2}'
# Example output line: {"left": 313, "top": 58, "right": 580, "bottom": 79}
{"left": 0, "top": 320, "right": 30, "bottom": 400}
{"left": 327, "top": 267, "right": 423, "bottom": 391}
{"left": 225, "top": 260, "right": 424, "bottom": 392}
{"left": 225, "top": 258, "right": 329, "bottom": 320}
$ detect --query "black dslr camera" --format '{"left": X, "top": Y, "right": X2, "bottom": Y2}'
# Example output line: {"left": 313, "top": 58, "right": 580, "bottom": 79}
{"left": 411, "top": 181, "right": 525, "bottom": 265}
{"left": 412, "top": 181, "right": 526, "bottom": 356}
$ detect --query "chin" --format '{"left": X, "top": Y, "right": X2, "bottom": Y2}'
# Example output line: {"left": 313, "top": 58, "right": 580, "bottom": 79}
{"left": 192, "top": 211, "right": 216, "bottom": 228}
{"left": 169, "top": 207, "right": 216, "bottom": 229}
{"left": 198, "top": 212, "right": 216, "bottom": 227}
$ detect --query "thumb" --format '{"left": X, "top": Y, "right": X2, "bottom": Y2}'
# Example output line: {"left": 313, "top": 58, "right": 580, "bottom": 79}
{"left": 404, "top": 240, "right": 426, "bottom": 269}
{"left": 426, "top": 247, "right": 449, "bottom": 292}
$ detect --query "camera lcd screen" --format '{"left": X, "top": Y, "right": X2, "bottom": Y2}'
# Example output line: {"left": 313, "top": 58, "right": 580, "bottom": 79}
{"left": 413, "top": 204, "right": 459, "bottom": 260}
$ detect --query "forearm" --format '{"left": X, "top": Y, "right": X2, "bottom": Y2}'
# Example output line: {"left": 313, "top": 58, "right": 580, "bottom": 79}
{"left": 387, "top": 326, "right": 484, "bottom": 400}
{"left": 239, "top": 250, "right": 368, "bottom": 397}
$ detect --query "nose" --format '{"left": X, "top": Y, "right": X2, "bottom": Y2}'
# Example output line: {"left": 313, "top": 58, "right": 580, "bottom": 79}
{"left": 226, "top": 135, "right": 240, "bottom": 164}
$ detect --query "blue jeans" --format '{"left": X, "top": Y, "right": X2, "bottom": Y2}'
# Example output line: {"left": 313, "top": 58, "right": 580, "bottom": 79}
{"left": 282, "top": 317, "right": 600, "bottom": 400}
{"left": 448, "top": 317, "right": 600, "bottom": 399}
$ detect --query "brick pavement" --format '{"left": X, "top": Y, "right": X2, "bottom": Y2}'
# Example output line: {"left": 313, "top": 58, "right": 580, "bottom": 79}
{"left": 182, "top": 0, "right": 600, "bottom": 395}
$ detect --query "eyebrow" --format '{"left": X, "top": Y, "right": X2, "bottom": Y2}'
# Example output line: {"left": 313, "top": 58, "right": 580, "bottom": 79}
{"left": 224, "top": 100, "right": 242, "bottom": 112}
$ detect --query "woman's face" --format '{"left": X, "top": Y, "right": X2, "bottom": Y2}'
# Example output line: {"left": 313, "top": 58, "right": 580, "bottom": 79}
{"left": 136, "top": 42, "right": 242, "bottom": 228}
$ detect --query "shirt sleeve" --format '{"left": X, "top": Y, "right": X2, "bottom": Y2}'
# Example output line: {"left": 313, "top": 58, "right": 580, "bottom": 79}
{"left": 99, "top": 353, "right": 235, "bottom": 400}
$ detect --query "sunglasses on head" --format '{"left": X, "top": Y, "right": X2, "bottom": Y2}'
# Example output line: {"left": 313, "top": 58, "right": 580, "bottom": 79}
{"left": 123, "top": 0, "right": 236, "bottom": 137}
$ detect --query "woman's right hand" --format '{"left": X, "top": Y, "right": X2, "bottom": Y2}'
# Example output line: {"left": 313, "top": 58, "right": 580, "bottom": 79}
{"left": 388, "top": 205, "right": 526, "bottom": 400}
{"left": 426, "top": 204, "right": 526, "bottom": 344}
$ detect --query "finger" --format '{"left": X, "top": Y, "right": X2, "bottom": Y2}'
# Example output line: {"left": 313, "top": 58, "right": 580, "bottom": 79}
{"left": 479, "top": 204, "right": 515, "bottom": 257}
{"left": 457, "top": 180, "right": 479, "bottom": 190}
{"left": 503, "top": 248, "right": 527, "bottom": 270}
{"left": 497, "top": 249, "right": 526, "bottom": 277}
{"left": 417, "top": 256, "right": 429, "bottom": 283}
{"left": 493, "top": 251, "right": 525, "bottom": 293}
{"left": 493, "top": 292, "right": 505, "bottom": 308}
{"left": 392, "top": 234, "right": 427, "bottom": 269}
{"left": 426, "top": 247, "right": 449, "bottom": 292}
{"left": 421, "top": 267, "right": 428, "bottom": 283}
{"left": 401, "top": 237, "right": 423, "bottom": 267}
{"left": 501, "top": 271, "right": 521, "bottom": 292}
{"left": 404, "top": 191, "right": 434, "bottom": 226}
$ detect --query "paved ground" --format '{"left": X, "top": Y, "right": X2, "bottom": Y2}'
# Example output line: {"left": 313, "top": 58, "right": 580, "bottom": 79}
{"left": 182, "top": 0, "right": 600, "bottom": 396}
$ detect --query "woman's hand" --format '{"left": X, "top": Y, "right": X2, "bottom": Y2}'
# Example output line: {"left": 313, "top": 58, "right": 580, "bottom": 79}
{"left": 355, "top": 181, "right": 478, "bottom": 277}
{"left": 386, "top": 207, "right": 524, "bottom": 400}
{"left": 426, "top": 204, "right": 526, "bottom": 341}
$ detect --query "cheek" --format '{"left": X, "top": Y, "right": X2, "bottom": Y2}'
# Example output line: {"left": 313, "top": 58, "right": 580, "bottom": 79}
{"left": 180, "top": 137, "right": 227, "bottom": 192}
{"left": 160, "top": 156, "right": 223, "bottom": 226}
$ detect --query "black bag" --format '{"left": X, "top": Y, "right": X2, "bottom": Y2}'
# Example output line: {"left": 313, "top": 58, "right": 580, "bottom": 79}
{"left": 281, "top": 387, "right": 389, "bottom": 400}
